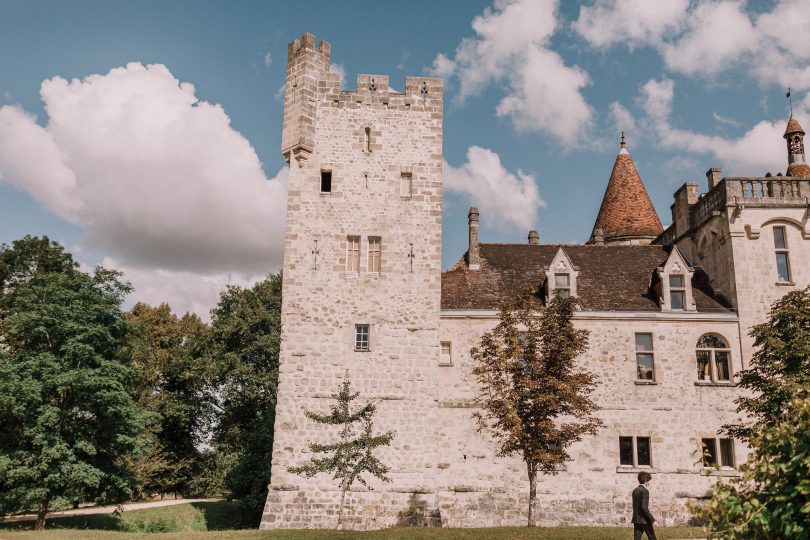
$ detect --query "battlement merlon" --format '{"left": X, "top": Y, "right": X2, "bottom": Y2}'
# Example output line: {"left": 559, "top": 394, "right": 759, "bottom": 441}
{"left": 287, "top": 32, "right": 331, "bottom": 63}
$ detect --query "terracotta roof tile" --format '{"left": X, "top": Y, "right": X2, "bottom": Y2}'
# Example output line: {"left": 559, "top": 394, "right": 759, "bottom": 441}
{"left": 785, "top": 116, "right": 805, "bottom": 136}
{"left": 787, "top": 162, "right": 810, "bottom": 178}
{"left": 590, "top": 150, "right": 663, "bottom": 243}
{"left": 441, "top": 243, "right": 731, "bottom": 313}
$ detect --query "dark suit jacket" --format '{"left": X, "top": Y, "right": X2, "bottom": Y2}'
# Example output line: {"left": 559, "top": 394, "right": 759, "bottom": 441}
{"left": 631, "top": 485, "right": 655, "bottom": 525}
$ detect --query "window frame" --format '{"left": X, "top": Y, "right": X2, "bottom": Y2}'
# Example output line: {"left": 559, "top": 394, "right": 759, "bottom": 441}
{"left": 696, "top": 333, "right": 732, "bottom": 383}
{"left": 367, "top": 236, "right": 381, "bottom": 273}
{"left": 554, "top": 273, "right": 571, "bottom": 299}
{"left": 440, "top": 341, "right": 452, "bottom": 366}
{"left": 669, "top": 274, "right": 686, "bottom": 310}
{"left": 320, "top": 169, "right": 332, "bottom": 193}
{"left": 634, "top": 333, "right": 655, "bottom": 382}
{"left": 346, "top": 235, "right": 361, "bottom": 274}
{"left": 400, "top": 172, "right": 412, "bottom": 199}
{"left": 618, "top": 436, "right": 653, "bottom": 468}
{"left": 701, "top": 437, "right": 736, "bottom": 469}
{"left": 354, "top": 324, "right": 370, "bottom": 352}
{"left": 773, "top": 226, "right": 792, "bottom": 283}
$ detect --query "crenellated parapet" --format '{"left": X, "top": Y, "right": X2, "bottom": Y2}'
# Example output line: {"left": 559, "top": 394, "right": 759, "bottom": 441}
{"left": 281, "top": 33, "right": 442, "bottom": 166}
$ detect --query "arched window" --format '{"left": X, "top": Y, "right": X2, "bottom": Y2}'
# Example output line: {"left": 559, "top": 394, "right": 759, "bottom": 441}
{"left": 696, "top": 334, "right": 731, "bottom": 382}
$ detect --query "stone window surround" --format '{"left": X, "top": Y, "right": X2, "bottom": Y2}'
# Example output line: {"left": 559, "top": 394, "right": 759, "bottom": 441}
{"left": 545, "top": 248, "right": 578, "bottom": 302}
{"left": 344, "top": 234, "right": 383, "bottom": 277}
{"left": 657, "top": 246, "right": 696, "bottom": 312}
{"left": 439, "top": 341, "right": 452, "bottom": 366}
{"left": 400, "top": 167, "right": 413, "bottom": 199}
{"left": 773, "top": 225, "right": 792, "bottom": 284}
{"left": 695, "top": 333, "right": 733, "bottom": 384}
{"left": 354, "top": 324, "right": 370, "bottom": 352}
{"left": 616, "top": 435, "right": 655, "bottom": 472}
{"left": 699, "top": 436, "right": 738, "bottom": 473}
{"left": 634, "top": 332, "right": 656, "bottom": 383}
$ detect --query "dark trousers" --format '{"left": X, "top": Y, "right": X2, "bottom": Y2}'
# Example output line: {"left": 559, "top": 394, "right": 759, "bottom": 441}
{"left": 634, "top": 523, "right": 657, "bottom": 540}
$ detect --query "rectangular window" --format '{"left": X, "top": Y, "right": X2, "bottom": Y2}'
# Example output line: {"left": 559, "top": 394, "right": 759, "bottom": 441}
{"left": 440, "top": 341, "right": 452, "bottom": 365}
{"left": 367, "top": 237, "right": 381, "bottom": 273}
{"left": 715, "top": 351, "right": 730, "bottom": 381}
{"left": 554, "top": 273, "right": 571, "bottom": 298}
{"left": 702, "top": 438, "right": 718, "bottom": 466}
{"left": 774, "top": 226, "right": 791, "bottom": 282}
{"left": 346, "top": 236, "right": 360, "bottom": 273}
{"left": 400, "top": 172, "right": 412, "bottom": 199}
{"left": 669, "top": 274, "right": 685, "bottom": 310}
{"left": 619, "top": 437, "right": 634, "bottom": 466}
{"left": 320, "top": 170, "right": 332, "bottom": 193}
{"left": 355, "top": 324, "right": 369, "bottom": 351}
{"left": 619, "top": 436, "right": 652, "bottom": 467}
{"left": 635, "top": 333, "right": 655, "bottom": 381}
{"left": 719, "top": 438, "right": 735, "bottom": 468}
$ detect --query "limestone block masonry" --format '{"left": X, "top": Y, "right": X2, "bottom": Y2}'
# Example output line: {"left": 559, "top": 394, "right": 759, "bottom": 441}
{"left": 262, "top": 33, "right": 444, "bottom": 530}
{"left": 262, "top": 32, "right": 807, "bottom": 531}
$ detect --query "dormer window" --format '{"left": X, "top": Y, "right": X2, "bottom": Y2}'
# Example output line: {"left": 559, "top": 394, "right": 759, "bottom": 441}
{"left": 657, "top": 247, "right": 696, "bottom": 312}
{"left": 545, "top": 248, "right": 578, "bottom": 302}
{"left": 554, "top": 274, "right": 571, "bottom": 298}
{"left": 669, "top": 275, "right": 686, "bottom": 310}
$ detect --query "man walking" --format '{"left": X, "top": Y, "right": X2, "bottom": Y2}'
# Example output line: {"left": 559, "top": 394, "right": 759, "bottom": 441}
{"left": 631, "top": 471, "right": 657, "bottom": 539}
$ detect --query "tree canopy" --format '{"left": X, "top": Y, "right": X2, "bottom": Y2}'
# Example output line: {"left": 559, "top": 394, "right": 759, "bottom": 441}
{"left": 471, "top": 292, "right": 603, "bottom": 526}
{"left": 0, "top": 236, "right": 147, "bottom": 529}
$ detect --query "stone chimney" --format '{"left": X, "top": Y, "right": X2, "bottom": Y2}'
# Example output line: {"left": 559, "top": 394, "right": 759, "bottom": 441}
{"left": 670, "top": 182, "right": 699, "bottom": 240}
{"left": 528, "top": 230, "right": 540, "bottom": 245}
{"left": 706, "top": 168, "right": 722, "bottom": 190}
{"left": 468, "top": 207, "right": 480, "bottom": 270}
{"left": 591, "top": 228, "right": 605, "bottom": 246}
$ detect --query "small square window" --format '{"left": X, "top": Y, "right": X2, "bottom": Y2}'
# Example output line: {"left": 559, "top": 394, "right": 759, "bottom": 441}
{"left": 320, "top": 170, "right": 332, "bottom": 193}
{"left": 554, "top": 273, "right": 571, "bottom": 298}
{"left": 355, "top": 324, "right": 369, "bottom": 351}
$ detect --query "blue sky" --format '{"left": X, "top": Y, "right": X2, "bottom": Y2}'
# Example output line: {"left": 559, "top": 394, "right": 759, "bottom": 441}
{"left": 1, "top": 0, "right": 809, "bottom": 315}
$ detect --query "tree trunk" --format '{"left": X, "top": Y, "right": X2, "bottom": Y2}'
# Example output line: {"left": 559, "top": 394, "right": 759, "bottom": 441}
{"left": 34, "top": 499, "right": 49, "bottom": 531}
{"left": 527, "top": 461, "right": 537, "bottom": 527}
{"left": 337, "top": 486, "right": 347, "bottom": 528}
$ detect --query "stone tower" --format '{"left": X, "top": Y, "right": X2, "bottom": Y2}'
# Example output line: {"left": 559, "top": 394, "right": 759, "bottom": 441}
{"left": 262, "top": 33, "right": 444, "bottom": 529}
{"left": 785, "top": 115, "right": 810, "bottom": 178}
{"left": 588, "top": 133, "right": 663, "bottom": 245}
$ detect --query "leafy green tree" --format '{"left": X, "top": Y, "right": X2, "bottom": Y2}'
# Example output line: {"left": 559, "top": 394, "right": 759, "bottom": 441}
{"left": 0, "top": 236, "right": 146, "bottom": 530}
{"left": 725, "top": 286, "right": 810, "bottom": 440}
{"left": 125, "top": 302, "right": 213, "bottom": 498}
{"left": 207, "top": 273, "right": 282, "bottom": 525}
{"left": 695, "top": 397, "right": 810, "bottom": 539}
{"left": 289, "top": 373, "right": 394, "bottom": 527}
{"left": 471, "top": 292, "right": 603, "bottom": 527}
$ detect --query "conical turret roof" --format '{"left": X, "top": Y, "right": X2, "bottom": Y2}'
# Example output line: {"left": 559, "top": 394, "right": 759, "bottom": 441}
{"left": 590, "top": 136, "right": 663, "bottom": 244}
{"left": 785, "top": 115, "right": 805, "bottom": 136}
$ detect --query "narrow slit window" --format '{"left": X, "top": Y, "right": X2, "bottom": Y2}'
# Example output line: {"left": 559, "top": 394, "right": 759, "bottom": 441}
{"left": 346, "top": 236, "right": 360, "bottom": 273}
{"left": 669, "top": 274, "right": 686, "bottom": 310}
{"left": 367, "top": 237, "right": 381, "bottom": 273}
{"left": 320, "top": 170, "right": 332, "bottom": 193}
{"left": 364, "top": 127, "right": 371, "bottom": 153}
{"left": 400, "top": 173, "right": 412, "bottom": 199}
{"left": 773, "top": 226, "right": 791, "bottom": 282}
{"left": 635, "top": 333, "right": 655, "bottom": 381}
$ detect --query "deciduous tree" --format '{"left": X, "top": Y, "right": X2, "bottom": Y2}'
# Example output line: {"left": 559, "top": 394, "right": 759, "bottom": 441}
{"left": 0, "top": 236, "right": 146, "bottom": 530}
{"left": 471, "top": 292, "right": 603, "bottom": 527}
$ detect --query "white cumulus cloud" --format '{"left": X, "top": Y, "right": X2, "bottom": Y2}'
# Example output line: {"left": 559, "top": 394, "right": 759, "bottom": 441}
{"left": 572, "top": 0, "right": 689, "bottom": 49}
{"left": 444, "top": 146, "right": 545, "bottom": 232}
{"left": 431, "top": 0, "right": 593, "bottom": 147}
{"left": 0, "top": 62, "right": 288, "bottom": 316}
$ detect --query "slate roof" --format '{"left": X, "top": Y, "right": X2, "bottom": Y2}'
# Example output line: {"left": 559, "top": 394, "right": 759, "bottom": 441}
{"left": 590, "top": 147, "right": 663, "bottom": 243}
{"left": 441, "top": 243, "right": 732, "bottom": 313}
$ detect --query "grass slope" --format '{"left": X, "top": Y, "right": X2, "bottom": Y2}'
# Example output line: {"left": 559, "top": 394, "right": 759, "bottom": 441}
{"left": 0, "top": 502, "right": 707, "bottom": 539}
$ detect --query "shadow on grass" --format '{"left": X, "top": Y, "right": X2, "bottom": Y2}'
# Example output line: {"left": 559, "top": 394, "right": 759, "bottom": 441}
{"left": 0, "top": 513, "right": 121, "bottom": 531}
{"left": 189, "top": 501, "right": 252, "bottom": 531}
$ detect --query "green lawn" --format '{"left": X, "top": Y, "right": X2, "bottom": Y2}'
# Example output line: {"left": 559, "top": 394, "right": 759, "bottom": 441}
{"left": 0, "top": 502, "right": 707, "bottom": 539}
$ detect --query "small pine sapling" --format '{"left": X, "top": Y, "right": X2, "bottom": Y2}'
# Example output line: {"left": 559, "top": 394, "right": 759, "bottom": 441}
{"left": 288, "top": 373, "right": 395, "bottom": 527}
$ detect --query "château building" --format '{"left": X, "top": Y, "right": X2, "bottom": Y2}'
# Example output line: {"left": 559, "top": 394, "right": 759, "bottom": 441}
{"left": 262, "top": 33, "right": 810, "bottom": 529}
